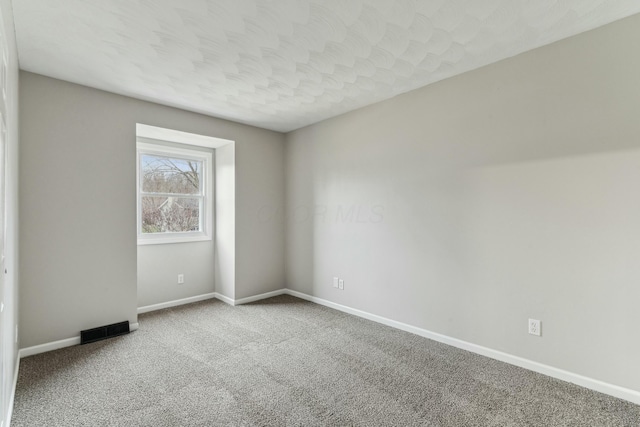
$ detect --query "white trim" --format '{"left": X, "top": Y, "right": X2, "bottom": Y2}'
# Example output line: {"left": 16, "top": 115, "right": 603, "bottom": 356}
{"left": 138, "top": 293, "right": 216, "bottom": 314}
{"left": 213, "top": 293, "right": 235, "bottom": 306}
{"left": 138, "top": 141, "right": 210, "bottom": 161}
{"left": 136, "top": 141, "right": 213, "bottom": 245}
{"left": 136, "top": 233, "right": 211, "bottom": 245}
{"left": 233, "top": 289, "right": 286, "bottom": 305}
{"left": 212, "top": 289, "right": 287, "bottom": 306}
{"left": 20, "top": 337, "right": 80, "bottom": 358}
{"left": 136, "top": 124, "right": 234, "bottom": 149}
{"left": 6, "top": 354, "right": 19, "bottom": 427}
{"left": 282, "top": 289, "right": 640, "bottom": 405}
{"left": 19, "top": 322, "right": 140, "bottom": 358}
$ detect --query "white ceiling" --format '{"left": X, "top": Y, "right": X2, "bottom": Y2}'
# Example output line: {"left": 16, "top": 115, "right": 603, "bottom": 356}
{"left": 13, "top": 1, "right": 640, "bottom": 132}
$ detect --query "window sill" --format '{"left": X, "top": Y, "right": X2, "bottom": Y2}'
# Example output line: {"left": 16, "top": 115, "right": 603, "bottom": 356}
{"left": 137, "top": 233, "right": 212, "bottom": 246}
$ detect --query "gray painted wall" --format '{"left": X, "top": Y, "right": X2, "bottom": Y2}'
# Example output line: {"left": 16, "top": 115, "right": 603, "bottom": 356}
{"left": 137, "top": 241, "right": 215, "bottom": 307}
{"left": 285, "top": 14, "right": 640, "bottom": 392}
{"left": 0, "top": 0, "right": 20, "bottom": 424}
{"left": 19, "top": 72, "right": 285, "bottom": 348}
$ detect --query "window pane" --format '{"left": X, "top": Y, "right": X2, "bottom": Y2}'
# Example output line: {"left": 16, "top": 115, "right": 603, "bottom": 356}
{"left": 141, "top": 196, "right": 201, "bottom": 233}
{"left": 141, "top": 154, "right": 202, "bottom": 194}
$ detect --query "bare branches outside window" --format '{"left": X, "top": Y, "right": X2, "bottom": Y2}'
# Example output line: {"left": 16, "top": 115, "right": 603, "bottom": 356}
{"left": 140, "top": 154, "right": 203, "bottom": 233}
{"left": 137, "top": 140, "right": 213, "bottom": 245}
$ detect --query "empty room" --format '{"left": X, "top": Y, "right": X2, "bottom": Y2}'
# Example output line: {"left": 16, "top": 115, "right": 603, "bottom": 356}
{"left": 0, "top": 0, "right": 639, "bottom": 425}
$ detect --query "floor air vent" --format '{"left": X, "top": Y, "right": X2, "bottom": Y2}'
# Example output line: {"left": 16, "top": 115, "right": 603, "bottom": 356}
{"left": 81, "top": 321, "right": 130, "bottom": 345}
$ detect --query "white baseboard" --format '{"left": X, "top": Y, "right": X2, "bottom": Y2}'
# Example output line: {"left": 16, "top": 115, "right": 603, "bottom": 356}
{"left": 283, "top": 289, "right": 640, "bottom": 405}
{"left": 233, "top": 289, "right": 286, "bottom": 305}
{"left": 6, "top": 353, "right": 19, "bottom": 427}
{"left": 213, "top": 289, "right": 287, "bottom": 306}
{"left": 138, "top": 293, "right": 216, "bottom": 314}
{"left": 19, "top": 322, "right": 139, "bottom": 358}
{"left": 213, "top": 292, "right": 235, "bottom": 306}
{"left": 19, "top": 336, "right": 79, "bottom": 358}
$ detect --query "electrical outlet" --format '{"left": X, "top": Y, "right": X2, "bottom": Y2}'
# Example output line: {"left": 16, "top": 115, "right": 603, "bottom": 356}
{"left": 333, "top": 277, "right": 339, "bottom": 288}
{"left": 338, "top": 279, "right": 344, "bottom": 290}
{"left": 178, "top": 274, "right": 184, "bottom": 284}
{"left": 528, "top": 319, "right": 541, "bottom": 336}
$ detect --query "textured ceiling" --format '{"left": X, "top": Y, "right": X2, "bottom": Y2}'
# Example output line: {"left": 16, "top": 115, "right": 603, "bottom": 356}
{"left": 13, "top": 1, "right": 640, "bottom": 132}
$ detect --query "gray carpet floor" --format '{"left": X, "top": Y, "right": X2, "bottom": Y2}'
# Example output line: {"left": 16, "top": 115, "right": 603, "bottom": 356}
{"left": 12, "top": 295, "right": 640, "bottom": 426}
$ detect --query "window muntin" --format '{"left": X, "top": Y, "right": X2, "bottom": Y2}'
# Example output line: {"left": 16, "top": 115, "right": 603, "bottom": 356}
{"left": 137, "top": 140, "right": 212, "bottom": 244}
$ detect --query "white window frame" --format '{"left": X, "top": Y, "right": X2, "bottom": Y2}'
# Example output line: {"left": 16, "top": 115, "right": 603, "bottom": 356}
{"left": 137, "top": 138, "right": 213, "bottom": 245}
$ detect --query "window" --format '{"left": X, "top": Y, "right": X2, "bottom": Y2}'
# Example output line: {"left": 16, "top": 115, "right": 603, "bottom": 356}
{"left": 137, "top": 139, "right": 213, "bottom": 244}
